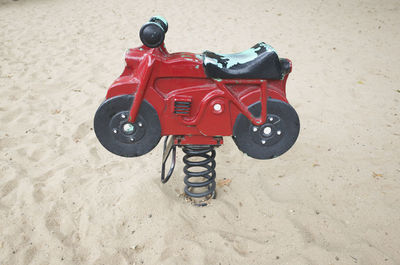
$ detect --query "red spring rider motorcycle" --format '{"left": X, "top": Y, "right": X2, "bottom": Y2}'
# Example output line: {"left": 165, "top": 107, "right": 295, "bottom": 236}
{"left": 94, "top": 16, "right": 300, "bottom": 204}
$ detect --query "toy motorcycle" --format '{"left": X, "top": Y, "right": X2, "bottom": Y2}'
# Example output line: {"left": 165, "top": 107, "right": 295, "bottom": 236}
{"left": 94, "top": 16, "right": 300, "bottom": 201}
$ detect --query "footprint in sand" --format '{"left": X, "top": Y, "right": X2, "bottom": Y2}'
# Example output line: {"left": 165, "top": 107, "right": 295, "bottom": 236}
{"left": 1, "top": 178, "right": 19, "bottom": 199}
{"left": 72, "top": 121, "right": 91, "bottom": 142}
{"left": 32, "top": 183, "right": 45, "bottom": 203}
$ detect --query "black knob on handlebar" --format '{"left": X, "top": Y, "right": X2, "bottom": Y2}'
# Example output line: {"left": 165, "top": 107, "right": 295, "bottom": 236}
{"left": 149, "top": 16, "right": 168, "bottom": 33}
{"left": 139, "top": 16, "right": 168, "bottom": 48}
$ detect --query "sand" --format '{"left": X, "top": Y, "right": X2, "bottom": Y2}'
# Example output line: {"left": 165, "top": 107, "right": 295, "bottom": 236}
{"left": 1, "top": 0, "right": 399, "bottom": 264}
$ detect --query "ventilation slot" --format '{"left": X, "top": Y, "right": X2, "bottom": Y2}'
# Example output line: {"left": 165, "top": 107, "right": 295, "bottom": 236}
{"left": 174, "top": 101, "right": 191, "bottom": 116}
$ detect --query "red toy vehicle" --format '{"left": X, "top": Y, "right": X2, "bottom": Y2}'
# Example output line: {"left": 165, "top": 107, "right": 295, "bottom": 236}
{"left": 94, "top": 16, "right": 299, "bottom": 203}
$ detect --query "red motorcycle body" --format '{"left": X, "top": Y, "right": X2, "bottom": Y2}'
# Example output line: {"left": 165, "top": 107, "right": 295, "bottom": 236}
{"left": 105, "top": 45, "right": 291, "bottom": 145}
{"left": 94, "top": 16, "right": 300, "bottom": 201}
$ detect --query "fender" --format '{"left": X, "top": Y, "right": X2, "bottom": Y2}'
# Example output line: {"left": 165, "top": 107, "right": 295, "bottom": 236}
{"left": 106, "top": 70, "right": 139, "bottom": 99}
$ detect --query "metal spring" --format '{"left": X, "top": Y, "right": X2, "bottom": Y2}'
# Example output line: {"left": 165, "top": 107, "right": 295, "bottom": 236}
{"left": 182, "top": 145, "right": 216, "bottom": 205}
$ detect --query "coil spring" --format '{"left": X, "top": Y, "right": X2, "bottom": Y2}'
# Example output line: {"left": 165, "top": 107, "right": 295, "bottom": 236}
{"left": 182, "top": 145, "right": 216, "bottom": 205}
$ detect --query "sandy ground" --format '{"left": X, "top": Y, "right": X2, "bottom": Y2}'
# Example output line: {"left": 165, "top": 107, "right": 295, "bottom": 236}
{"left": 1, "top": 0, "right": 399, "bottom": 264}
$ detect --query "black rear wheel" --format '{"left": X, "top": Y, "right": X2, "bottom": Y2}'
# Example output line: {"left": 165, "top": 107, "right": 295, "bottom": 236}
{"left": 232, "top": 98, "right": 300, "bottom": 159}
{"left": 94, "top": 94, "right": 161, "bottom": 157}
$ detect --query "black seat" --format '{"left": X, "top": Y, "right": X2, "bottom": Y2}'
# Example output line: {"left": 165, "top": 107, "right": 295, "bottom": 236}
{"left": 203, "top": 42, "right": 287, "bottom": 80}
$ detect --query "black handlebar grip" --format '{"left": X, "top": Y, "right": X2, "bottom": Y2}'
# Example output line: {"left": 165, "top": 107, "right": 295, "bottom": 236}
{"left": 139, "top": 16, "right": 168, "bottom": 48}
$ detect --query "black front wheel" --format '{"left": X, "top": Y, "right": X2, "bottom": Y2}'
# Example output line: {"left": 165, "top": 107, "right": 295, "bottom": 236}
{"left": 94, "top": 94, "right": 161, "bottom": 157}
{"left": 232, "top": 98, "right": 300, "bottom": 159}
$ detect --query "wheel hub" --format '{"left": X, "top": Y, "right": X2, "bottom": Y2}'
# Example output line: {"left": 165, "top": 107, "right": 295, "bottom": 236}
{"left": 123, "top": 123, "right": 135, "bottom": 134}
{"left": 250, "top": 114, "right": 283, "bottom": 146}
{"left": 109, "top": 111, "right": 146, "bottom": 144}
{"left": 262, "top": 126, "right": 272, "bottom": 137}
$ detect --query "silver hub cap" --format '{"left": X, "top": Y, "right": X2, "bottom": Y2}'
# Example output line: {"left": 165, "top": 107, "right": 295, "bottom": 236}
{"left": 123, "top": 123, "right": 134, "bottom": 134}
{"left": 263, "top": 126, "right": 272, "bottom": 136}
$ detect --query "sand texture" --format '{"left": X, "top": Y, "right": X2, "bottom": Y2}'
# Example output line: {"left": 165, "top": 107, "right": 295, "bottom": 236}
{"left": 1, "top": 0, "right": 400, "bottom": 264}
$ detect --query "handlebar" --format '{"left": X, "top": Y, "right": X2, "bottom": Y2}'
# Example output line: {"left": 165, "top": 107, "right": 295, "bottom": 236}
{"left": 139, "top": 16, "right": 168, "bottom": 48}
